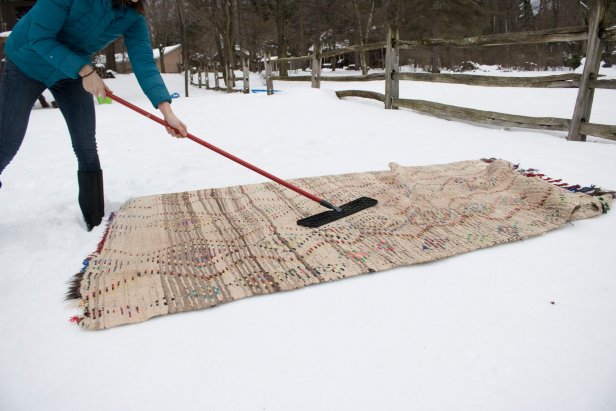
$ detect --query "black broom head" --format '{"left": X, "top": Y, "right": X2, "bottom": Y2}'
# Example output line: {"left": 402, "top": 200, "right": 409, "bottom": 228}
{"left": 297, "top": 197, "right": 378, "bottom": 228}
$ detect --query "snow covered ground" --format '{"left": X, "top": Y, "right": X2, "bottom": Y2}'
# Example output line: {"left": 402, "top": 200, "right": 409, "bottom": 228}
{"left": 1, "top": 67, "right": 615, "bottom": 411}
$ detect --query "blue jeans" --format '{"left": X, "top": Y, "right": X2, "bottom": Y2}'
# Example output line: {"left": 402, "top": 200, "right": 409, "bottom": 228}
{"left": 0, "top": 59, "right": 100, "bottom": 183}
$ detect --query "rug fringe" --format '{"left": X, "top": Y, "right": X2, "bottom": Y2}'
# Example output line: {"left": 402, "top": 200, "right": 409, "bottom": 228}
{"left": 65, "top": 269, "right": 87, "bottom": 301}
{"left": 482, "top": 158, "right": 616, "bottom": 205}
{"left": 65, "top": 212, "right": 116, "bottom": 301}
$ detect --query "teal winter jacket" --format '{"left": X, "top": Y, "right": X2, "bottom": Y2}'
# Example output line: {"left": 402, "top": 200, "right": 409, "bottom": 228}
{"left": 5, "top": 0, "right": 172, "bottom": 108}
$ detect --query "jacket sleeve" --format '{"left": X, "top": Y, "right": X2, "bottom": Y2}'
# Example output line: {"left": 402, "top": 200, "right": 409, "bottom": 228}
{"left": 124, "top": 15, "right": 172, "bottom": 109}
{"left": 27, "top": 0, "right": 91, "bottom": 78}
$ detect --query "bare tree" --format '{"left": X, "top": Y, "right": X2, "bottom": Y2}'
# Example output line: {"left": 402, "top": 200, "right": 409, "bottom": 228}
{"left": 200, "top": 0, "right": 237, "bottom": 89}
{"left": 176, "top": 0, "right": 189, "bottom": 95}
{"left": 104, "top": 41, "right": 118, "bottom": 72}
{"left": 147, "top": 0, "right": 181, "bottom": 73}
{"left": 352, "top": 0, "right": 376, "bottom": 75}
{"left": 249, "top": 0, "right": 297, "bottom": 76}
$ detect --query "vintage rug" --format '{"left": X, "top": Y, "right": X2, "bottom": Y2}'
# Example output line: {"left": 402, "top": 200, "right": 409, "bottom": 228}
{"left": 67, "top": 159, "right": 613, "bottom": 330}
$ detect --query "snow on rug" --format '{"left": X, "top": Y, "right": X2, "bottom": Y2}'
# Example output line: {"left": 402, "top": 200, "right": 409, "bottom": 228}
{"left": 67, "top": 159, "right": 613, "bottom": 330}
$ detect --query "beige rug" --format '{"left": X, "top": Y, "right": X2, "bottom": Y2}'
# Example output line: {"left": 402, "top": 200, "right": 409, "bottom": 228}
{"left": 67, "top": 159, "right": 612, "bottom": 330}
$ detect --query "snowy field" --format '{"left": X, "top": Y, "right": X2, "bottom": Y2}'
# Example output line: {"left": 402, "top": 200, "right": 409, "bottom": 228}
{"left": 1, "top": 66, "right": 615, "bottom": 411}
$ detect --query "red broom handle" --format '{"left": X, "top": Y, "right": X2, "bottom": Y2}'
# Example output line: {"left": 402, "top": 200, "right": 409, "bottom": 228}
{"left": 106, "top": 92, "right": 326, "bottom": 206}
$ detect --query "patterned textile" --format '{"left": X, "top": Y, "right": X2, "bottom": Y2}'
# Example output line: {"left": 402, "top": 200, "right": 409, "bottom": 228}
{"left": 67, "top": 159, "right": 612, "bottom": 330}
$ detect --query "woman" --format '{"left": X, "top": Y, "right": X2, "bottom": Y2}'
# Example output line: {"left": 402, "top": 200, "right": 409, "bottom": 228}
{"left": 0, "top": 0, "right": 187, "bottom": 230}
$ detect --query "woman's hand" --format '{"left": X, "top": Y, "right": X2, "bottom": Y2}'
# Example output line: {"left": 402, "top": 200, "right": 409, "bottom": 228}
{"left": 79, "top": 65, "right": 111, "bottom": 97}
{"left": 158, "top": 101, "right": 188, "bottom": 139}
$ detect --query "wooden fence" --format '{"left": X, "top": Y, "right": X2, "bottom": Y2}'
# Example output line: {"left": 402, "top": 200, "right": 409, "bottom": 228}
{"left": 190, "top": 56, "right": 251, "bottom": 94}
{"left": 267, "top": 0, "right": 616, "bottom": 142}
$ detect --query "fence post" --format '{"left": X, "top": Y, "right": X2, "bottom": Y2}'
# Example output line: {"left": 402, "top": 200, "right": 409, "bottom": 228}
{"left": 265, "top": 52, "right": 274, "bottom": 95}
{"left": 568, "top": 0, "right": 608, "bottom": 141}
{"left": 242, "top": 56, "right": 250, "bottom": 94}
{"left": 225, "top": 63, "right": 233, "bottom": 93}
{"left": 198, "top": 67, "right": 202, "bottom": 89}
{"left": 214, "top": 63, "right": 220, "bottom": 90}
{"left": 385, "top": 24, "right": 400, "bottom": 110}
{"left": 231, "top": 63, "right": 236, "bottom": 91}
{"left": 311, "top": 41, "right": 322, "bottom": 89}
{"left": 205, "top": 65, "right": 210, "bottom": 89}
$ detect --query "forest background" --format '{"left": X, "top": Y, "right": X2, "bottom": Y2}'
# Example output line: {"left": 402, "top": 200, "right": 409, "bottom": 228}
{"left": 134, "top": 0, "right": 616, "bottom": 77}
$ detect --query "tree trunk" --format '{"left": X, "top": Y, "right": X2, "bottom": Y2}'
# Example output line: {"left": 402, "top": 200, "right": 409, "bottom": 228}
{"left": 276, "top": 0, "right": 288, "bottom": 76}
{"left": 553, "top": 0, "right": 559, "bottom": 27}
{"left": 176, "top": 0, "right": 188, "bottom": 97}
{"left": 431, "top": 46, "right": 441, "bottom": 73}
{"left": 522, "top": 0, "right": 534, "bottom": 30}
{"left": 223, "top": 0, "right": 235, "bottom": 91}
{"left": 105, "top": 41, "right": 117, "bottom": 72}
{"left": 360, "top": 51, "right": 368, "bottom": 75}
{"left": 353, "top": 0, "right": 375, "bottom": 76}
{"left": 331, "top": 32, "right": 336, "bottom": 72}
{"left": 158, "top": 45, "right": 166, "bottom": 73}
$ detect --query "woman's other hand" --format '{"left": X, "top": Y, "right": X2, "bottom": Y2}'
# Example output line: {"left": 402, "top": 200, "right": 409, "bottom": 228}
{"left": 79, "top": 65, "right": 111, "bottom": 97}
{"left": 158, "top": 101, "right": 188, "bottom": 138}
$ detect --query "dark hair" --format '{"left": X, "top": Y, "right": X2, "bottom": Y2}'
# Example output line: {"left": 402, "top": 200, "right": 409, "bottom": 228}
{"left": 112, "top": 0, "right": 146, "bottom": 15}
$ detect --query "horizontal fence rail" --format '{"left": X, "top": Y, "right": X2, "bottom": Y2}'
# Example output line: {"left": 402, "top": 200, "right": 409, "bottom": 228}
{"left": 274, "top": 42, "right": 387, "bottom": 64}
{"left": 320, "top": 42, "right": 387, "bottom": 58}
{"left": 395, "top": 72, "right": 583, "bottom": 88}
{"left": 275, "top": 55, "right": 312, "bottom": 63}
{"left": 275, "top": 72, "right": 616, "bottom": 89}
{"left": 274, "top": 73, "right": 386, "bottom": 82}
{"left": 334, "top": 90, "right": 616, "bottom": 141}
{"left": 335, "top": 90, "right": 386, "bottom": 102}
{"left": 581, "top": 123, "right": 616, "bottom": 139}
{"left": 591, "top": 79, "right": 616, "bottom": 89}
{"left": 397, "top": 26, "right": 589, "bottom": 49}
{"left": 395, "top": 74, "right": 614, "bottom": 90}
{"left": 603, "top": 25, "right": 616, "bottom": 41}
{"left": 393, "top": 97, "right": 571, "bottom": 132}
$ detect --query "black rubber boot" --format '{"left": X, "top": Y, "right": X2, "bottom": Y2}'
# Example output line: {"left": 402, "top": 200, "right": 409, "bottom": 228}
{"left": 78, "top": 170, "right": 105, "bottom": 231}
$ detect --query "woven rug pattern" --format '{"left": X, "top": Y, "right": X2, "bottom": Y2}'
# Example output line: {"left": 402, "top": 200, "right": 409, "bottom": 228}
{"left": 68, "top": 160, "right": 610, "bottom": 329}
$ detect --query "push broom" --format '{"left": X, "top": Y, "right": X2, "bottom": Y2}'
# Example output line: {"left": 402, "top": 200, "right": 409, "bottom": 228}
{"left": 106, "top": 92, "right": 377, "bottom": 228}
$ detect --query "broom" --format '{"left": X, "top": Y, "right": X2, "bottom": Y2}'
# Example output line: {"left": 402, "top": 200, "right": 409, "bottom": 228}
{"left": 106, "top": 91, "right": 377, "bottom": 228}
